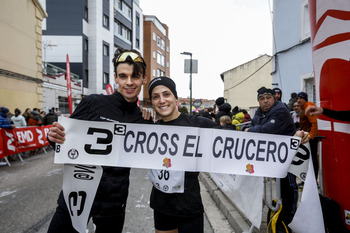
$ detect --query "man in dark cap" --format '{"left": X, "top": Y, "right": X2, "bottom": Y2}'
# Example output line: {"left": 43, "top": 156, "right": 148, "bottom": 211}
{"left": 243, "top": 87, "right": 298, "bottom": 230}
{"left": 297, "top": 91, "right": 319, "bottom": 179}
{"left": 0, "top": 107, "right": 15, "bottom": 129}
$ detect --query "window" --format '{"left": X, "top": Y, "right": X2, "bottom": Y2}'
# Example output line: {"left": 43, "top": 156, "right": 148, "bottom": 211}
{"left": 157, "top": 51, "right": 165, "bottom": 66}
{"left": 103, "top": 72, "right": 109, "bottom": 89}
{"left": 136, "top": 16, "right": 140, "bottom": 26}
{"left": 115, "top": 0, "right": 131, "bottom": 20}
{"left": 103, "top": 14, "right": 109, "bottom": 28}
{"left": 157, "top": 36, "right": 165, "bottom": 50}
{"left": 126, "top": 29, "right": 131, "bottom": 41}
{"left": 58, "top": 96, "right": 69, "bottom": 115}
{"left": 301, "top": 0, "right": 310, "bottom": 41}
{"left": 84, "top": 6, "right": 88, "bottom": 21}
{"left": 152, "top": 69, "right": 156, "bottom": 77}
{"left": 84, "top": 69, "right": 89, "bottom": 88}
{"left": 153, "top": 32, "right": 156, "bottom": 41}
{"left": 114, "top": 20, "right": 131, "bottom": 42}
{"left": 118, "top": 22, "right": 122, "bottom": 35}
{"left": 84, "top": 39, "right": 88, "bottom": 51}
{"left": 117, "top": 0, "right": 122, "bottom": 10}
{"left": 136, "top": 39, "right": 140, "bottom": 49}
{"left": 157, "top": 69, "right": 165, "bottom": 77}
{"left": 103, "top": 44, "right": 109, "bottom": 56}
{"left": 153, "top": 51, "right": 156, "bottom": 59}
{"left": 114, "top": 20, "right": 119, "bottom": 36}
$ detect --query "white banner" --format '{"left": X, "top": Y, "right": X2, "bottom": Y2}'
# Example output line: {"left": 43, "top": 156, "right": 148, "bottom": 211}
{"left": 289, "top": 155, "right": 325, "bottom": 233}
{"left": 63, "top": 164, "right": 102, "bottom": 233}
{"left": 54, "top": 117, "right": 324, "bottom": 233}
{"left": 55, "top": 117, "right": 301, "bottom": 178}
{"left": 210, "top": 174, "right": 263, "bottom": 228}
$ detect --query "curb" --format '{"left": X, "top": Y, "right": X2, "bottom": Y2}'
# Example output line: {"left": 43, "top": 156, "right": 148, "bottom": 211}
{"left": 199, "top": 172, "right": 259, "bottom": 233}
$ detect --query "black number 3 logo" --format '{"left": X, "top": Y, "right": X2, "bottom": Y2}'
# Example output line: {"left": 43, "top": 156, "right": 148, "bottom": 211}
{"left": 84, "top": 127, "right": 113, "bottom": 155}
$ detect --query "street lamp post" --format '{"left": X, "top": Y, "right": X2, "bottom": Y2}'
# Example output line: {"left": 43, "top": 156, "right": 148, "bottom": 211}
{"left": 181, "top": 51, "right": 193, "bottom": 114}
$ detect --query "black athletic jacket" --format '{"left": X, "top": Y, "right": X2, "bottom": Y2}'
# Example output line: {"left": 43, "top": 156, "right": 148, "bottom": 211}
{"left": 150, "top": 113, "right": 222, "bottom": 217}
{"left": 57, "top": 92, "right": 152, "bottom": 217}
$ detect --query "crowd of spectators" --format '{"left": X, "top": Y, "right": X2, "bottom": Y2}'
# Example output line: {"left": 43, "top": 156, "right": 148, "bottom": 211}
{"left": 0, "top": 106, "right": 60, "bottom": 162}
{"left": 194, "top": 97, "right": 251, "bottom": 130}
{"left": 0, "top": 106, "right": 59, "bottom": 129}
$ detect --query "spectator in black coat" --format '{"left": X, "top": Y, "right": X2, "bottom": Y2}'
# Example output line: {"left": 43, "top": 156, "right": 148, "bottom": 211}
{"left": 243, "top": 86, "right": 298, "bottom": 230}
{"left": 215, "top": 102, "right": 232, "bottom": 123}
{"left": 43, "top": 108, "right": 58, "bottom": 125}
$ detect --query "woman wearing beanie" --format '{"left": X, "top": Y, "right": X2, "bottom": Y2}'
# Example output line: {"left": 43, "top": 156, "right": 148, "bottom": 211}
{"left": 148, "top": 76, "right": 226, "bottom": 233}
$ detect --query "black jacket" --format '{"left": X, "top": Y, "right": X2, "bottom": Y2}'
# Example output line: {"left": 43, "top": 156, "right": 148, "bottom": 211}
{"left": 43, "top": 112, "right": 58, "bottom": 125}
{"left": 215, "top": 103, "right": 232, "bottom": 123}
{"left": 247, "top": 101, "right": 295, "bottom": 136}
{"left": 150, "top": 113, "right": 221, "bottom": 217}
{"left": 57, "top": 92, "right": 152, "bottom": 217}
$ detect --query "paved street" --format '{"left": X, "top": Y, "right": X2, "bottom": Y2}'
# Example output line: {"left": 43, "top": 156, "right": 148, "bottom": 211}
{"left": 0, "top": 150, "right": 233, "bottom": 233}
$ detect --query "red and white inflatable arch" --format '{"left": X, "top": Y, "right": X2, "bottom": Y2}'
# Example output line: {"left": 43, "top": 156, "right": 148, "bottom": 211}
{"left": 308, "top": 0, "right": 350, "bottom": 229}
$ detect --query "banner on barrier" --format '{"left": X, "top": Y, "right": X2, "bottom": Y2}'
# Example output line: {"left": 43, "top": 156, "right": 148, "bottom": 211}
{"left": 0, "top": 126, "right": 52, "bottom": 158}
{"left": 55, "top": 117, "right": 301, "bottom": 178}
{"left": 0, "top": 130, "right": 4, "bottom": 158}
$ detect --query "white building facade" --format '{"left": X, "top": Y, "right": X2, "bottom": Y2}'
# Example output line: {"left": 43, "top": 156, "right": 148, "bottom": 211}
{"left": 272, "top": 0, "right": 314, "bottom": 103}
{"left": 40, "top": 0, "right": 143, "bottom": 113}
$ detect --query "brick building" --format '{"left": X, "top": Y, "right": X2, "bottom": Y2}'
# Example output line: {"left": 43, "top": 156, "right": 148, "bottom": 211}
{"left": 143, "top": 15, "right": 170, "bottom": 106}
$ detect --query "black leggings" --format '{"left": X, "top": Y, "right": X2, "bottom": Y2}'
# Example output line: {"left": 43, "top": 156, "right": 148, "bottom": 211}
{"left": 47, "top": 205, "right": 125, "bottom": 233}
{"left": 154, "top": 210, "right": 203, "bottom": 233}
{"left": 280, "top": 173, "right": 298, "bottom": 225}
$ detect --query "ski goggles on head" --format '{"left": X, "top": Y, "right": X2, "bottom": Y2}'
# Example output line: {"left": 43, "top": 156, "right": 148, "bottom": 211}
{"left": 115, "top": 52, "right": 146, "bottom": 66}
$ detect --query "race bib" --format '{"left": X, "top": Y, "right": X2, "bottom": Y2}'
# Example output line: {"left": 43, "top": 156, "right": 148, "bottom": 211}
{"left": 149, "top": 169, "right": 185, "bottom": 193}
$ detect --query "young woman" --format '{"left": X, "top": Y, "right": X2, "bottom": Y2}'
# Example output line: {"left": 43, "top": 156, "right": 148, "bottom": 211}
{"left": 148, "top": 76, "right": 225, "bottom": 233}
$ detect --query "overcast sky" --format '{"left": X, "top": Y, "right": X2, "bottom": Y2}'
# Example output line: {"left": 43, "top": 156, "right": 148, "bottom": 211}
{"left": 140, "top": 0, "right": 274, "bottom": 100}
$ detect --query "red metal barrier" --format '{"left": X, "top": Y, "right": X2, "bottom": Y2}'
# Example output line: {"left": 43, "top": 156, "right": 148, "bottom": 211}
{"left": 0, "top": 125, "right": 52, "bottom": 159}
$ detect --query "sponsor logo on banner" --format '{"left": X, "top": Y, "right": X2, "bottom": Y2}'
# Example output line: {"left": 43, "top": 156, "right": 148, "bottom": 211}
{"left": 163, "top": 158, "right": 171, "bottom": 168}
{"left": 345, "top": 210, "right": 350, "bottom": 225}
{"left": 246, "top": 164, "right": 254, "bottom": 174}
{"left": 68, "top": 149, "right": 79, "bottom": 159}
{"left": 5, "top": 131, "right": 16, "bottom": 152}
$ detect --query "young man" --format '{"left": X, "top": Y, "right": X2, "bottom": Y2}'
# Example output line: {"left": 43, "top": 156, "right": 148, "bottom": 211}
{"left": 47, "top": 49, "right": 152, "bottom": 233}
{"left": 243, "top": 87, "right": 298, "bottom": 231}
